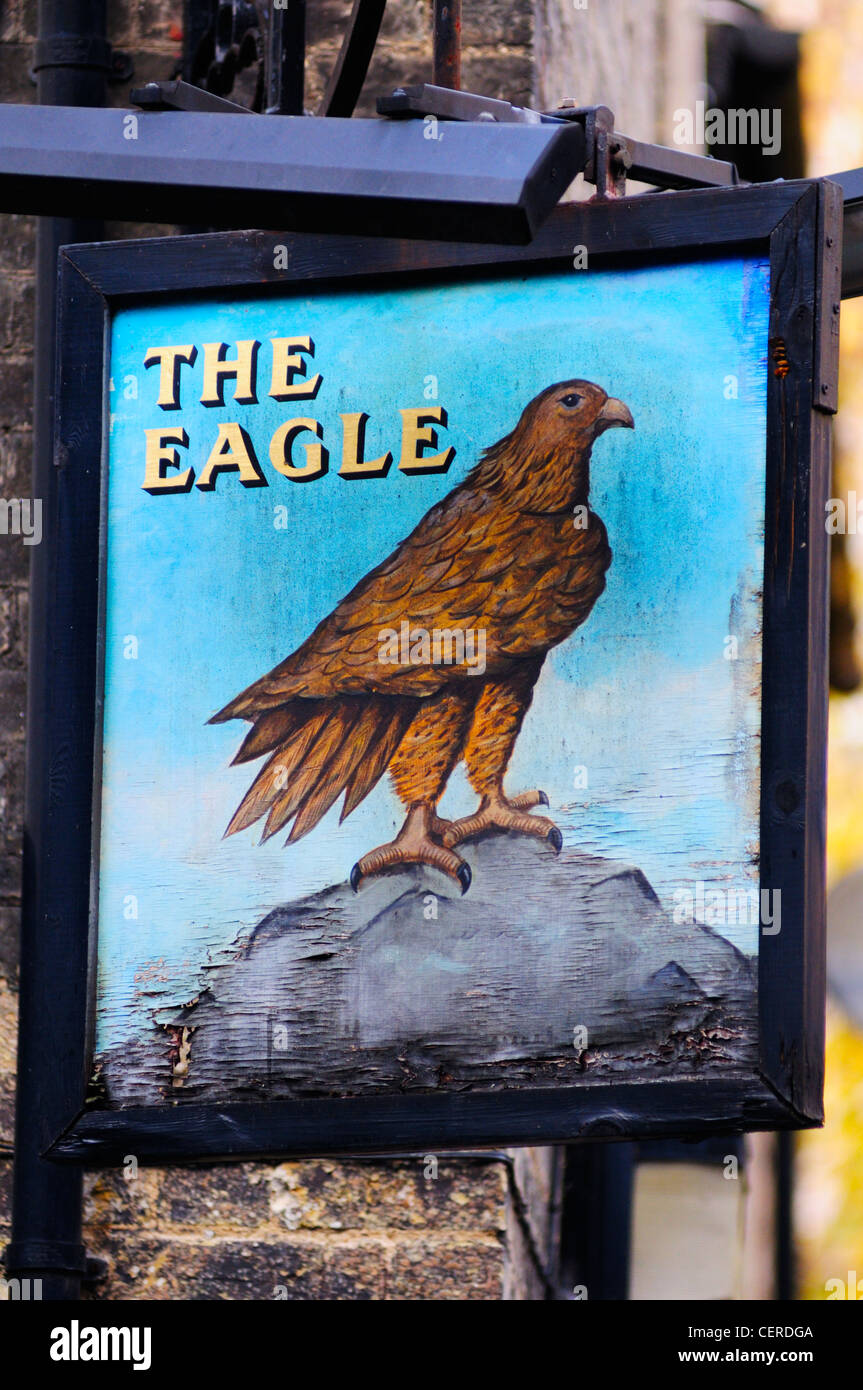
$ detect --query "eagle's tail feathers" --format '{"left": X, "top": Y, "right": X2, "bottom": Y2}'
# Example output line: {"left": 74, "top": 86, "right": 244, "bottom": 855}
{"left": 231, "top": 706, "right": 304, "bottom": 765}
{"left": 286, "top": 701, "right": 397, "bottom": 843}
{"left": 260, "top": 707, "right": 361, "bottom": 841}
{"left": 224, "top": 696, "right": 417, "bottom": 844}
{"left": 340, "top": 705, "right": 415, "bottom": 821}
{"left": 223, "top": 707, "right": 327, "bottom": 837}
{"left": 224, "top": 751, "right": 288, "bottom": 838}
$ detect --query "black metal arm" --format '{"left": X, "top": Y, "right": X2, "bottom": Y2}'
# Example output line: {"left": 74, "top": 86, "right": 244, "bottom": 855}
{"left": 0, "top": 102, "right": 587, "bottom": 245}
{"left": 378, "top": 85, "right": 743, "bottom": 197}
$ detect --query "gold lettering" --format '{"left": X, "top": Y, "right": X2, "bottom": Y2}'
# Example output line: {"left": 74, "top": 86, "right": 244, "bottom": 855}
{"left": 269, "top": 419, "right": 328, "bottom": 482}
{"left": 269, "top": 337, "right": 322, "bottom": 401}
{"left": 338, "top": 412, "right": 392, "bottom": 478}
{"left": 143, "top": 345, "right": 197, "bottom": 410}
{"left": 201, "top": 340, "right": 260, "bottom": 406}
{"left": 196, "top": 424, "right": 266, "bottom": 491}
{"left": 142, "top": 427, "right": 193, "bottom": 493}
{"left": 397, "top": 406, "right": 455, "bottom": 474}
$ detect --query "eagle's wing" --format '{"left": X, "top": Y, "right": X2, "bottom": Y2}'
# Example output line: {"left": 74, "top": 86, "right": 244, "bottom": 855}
{"left": 211, "top": 486, "right": 533, "bottom": 723}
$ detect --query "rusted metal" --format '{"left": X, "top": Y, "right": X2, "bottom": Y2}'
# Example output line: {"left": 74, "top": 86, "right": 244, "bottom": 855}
{"left": 433, "top": 0, "right": 461, "bottom": 91}
{"left": 587, "top": 105, "right": 626, "bottom": 200}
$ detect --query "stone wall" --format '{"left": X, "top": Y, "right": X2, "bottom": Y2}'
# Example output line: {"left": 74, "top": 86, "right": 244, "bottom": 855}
{"left": 533, "top": 0, "right": 703, "bottom": 141}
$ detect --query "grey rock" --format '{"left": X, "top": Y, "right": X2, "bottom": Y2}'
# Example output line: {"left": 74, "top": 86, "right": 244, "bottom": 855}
{"left": 98, "top": 833, "right": 757, "bottom": 1106}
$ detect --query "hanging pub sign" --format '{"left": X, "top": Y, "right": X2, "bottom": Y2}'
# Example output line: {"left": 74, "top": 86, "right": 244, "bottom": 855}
{"left": 42, "top": 179, "right": 839, "bottom": 1162}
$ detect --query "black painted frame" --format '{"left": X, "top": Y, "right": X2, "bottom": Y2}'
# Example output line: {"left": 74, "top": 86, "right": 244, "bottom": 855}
{"left": 37, "top": 180, "right": 840, "bottom": 1163}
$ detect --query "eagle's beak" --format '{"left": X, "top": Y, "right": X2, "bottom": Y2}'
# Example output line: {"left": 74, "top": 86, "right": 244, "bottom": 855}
{"left": 596, "top": 397, "right": 635, "bottom": 433}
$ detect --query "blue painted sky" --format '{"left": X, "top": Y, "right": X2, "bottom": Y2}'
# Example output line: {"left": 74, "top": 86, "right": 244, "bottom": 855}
{"left": 96, "top": 257, "right": 769, "bottom": 1051}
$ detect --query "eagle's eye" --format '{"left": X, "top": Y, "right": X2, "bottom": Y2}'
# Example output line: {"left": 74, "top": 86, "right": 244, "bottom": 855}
{"left": 559, "top": 393, "right": 582, "bottom": 409}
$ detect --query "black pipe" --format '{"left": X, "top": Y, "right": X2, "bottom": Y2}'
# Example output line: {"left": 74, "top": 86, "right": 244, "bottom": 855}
{"left": 266, "top": 0, "right": 306, "bottom": 115}
{"left": 558, "top": 1143, "right": 635, "bottom": 1299}
{"left": 775, "top": 1131, "right": 795, "bottom": 1300}
{"left": 6, "top": 0, "right": 109, "bottom": 1302}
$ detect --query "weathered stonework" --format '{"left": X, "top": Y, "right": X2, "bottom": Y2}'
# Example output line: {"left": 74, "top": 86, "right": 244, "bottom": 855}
{"left": 77, "top": 1156, "right": 551, "bottom": 1300}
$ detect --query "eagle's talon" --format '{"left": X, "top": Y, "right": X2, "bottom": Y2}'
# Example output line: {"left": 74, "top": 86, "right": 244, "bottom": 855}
{"left": 506, "top": 788, "right": 550, "bottom": 811}
{"left": 348, "top": 804, "right": 469, "bottom": 891}
{"left": 443, "top": 787, "right": 561, "bottom": 851}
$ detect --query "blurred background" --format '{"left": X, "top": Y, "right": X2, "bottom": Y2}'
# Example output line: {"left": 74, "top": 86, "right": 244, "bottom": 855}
{"left": 770, "top": 0, "right": 863, "bottom": 1306}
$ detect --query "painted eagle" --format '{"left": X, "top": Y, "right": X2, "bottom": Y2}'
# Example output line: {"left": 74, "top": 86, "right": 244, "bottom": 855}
{"left": 210, "top": 380, "right": 634, "bottom": 891}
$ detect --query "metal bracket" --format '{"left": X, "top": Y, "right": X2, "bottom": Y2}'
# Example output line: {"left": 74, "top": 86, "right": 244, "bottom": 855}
{"left": 132, "top": 78, "right": 255, "bottom": 115}
{"left": 185, "top": 0, "right": 260, "bottom": 102}
{"left": 377, "top": 84, "right": 743, "bottom": 198}
{"left": 379, "top": 83, "right": 549, "bottom": 125}
{"left": 555, "top": 104, "right": 627, "bottom": 199}
{"left": 182, "top": 0, "right": 385, "bottom": 118}
{"left": 29, "top": 35, "right": 133, "bottom": 87}
{"left": 3, "top": 1240, "right": 108, "bottom": 1285}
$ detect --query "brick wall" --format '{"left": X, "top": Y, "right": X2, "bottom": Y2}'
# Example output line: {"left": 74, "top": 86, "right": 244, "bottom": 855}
{"left": 0, "top": 0, "right": 559, "bottom": 1302}
{"left": 80, "top": 1150, "right": 560, "bottom": 1300}
{"left": 0, "top": 0, "right": 34, "bottom": 1196}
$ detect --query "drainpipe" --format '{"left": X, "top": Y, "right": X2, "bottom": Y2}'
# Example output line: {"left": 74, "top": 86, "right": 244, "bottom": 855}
{"left": 6, "top": 0, "right": 111, "bottom": 1301}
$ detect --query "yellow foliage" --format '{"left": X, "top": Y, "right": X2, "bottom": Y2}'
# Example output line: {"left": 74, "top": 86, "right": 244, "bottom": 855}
{"left": 797, "top": 1008, "right": 863, "bottom": 1298}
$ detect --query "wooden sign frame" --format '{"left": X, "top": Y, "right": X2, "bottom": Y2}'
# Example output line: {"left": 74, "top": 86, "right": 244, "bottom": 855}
{"left": 38, "top": 178, "right": 839, "bottom": 1164}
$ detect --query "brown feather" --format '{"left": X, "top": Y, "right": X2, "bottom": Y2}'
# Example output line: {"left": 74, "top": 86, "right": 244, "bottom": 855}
{"left": 261, "top": 705, "right": 363, "bottom": 841}
{"left": 224, "top": 751, "right": 289, "bottom": 838}
{"left": 231, "top": 706, "right": 304, "bottom": 765}
{"left": 340, "top": 704, "right": 416, "bottom": 820}
{"left": 223, "top": 708, "right": 328, "bottom": 836}
{"left": 285, "top": 701, "right": 387, "bottom": 842}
